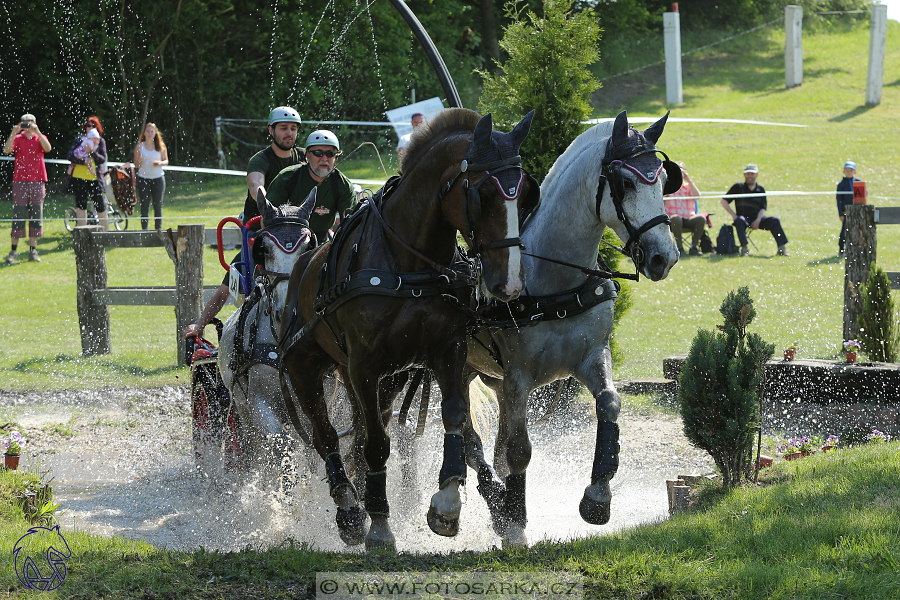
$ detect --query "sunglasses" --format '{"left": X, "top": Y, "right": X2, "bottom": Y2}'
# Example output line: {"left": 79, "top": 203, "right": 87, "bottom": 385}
{"left": 308, "top": 149, "right": 339, "bottom": 158}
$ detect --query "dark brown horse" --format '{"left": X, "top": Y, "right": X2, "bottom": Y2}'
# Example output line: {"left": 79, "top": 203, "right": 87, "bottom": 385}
{"left": 279, "top": 108, "right": 538, "bottom": 550}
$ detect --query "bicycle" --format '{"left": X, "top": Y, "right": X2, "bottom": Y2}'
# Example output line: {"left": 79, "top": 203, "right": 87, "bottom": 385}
{"left": 63, "top": 204, "right": 128, "bottom": 232}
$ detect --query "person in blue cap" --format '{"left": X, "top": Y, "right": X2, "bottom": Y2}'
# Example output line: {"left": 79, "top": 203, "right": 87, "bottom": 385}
{"left": 836, "top": 160, "right": 860, "bottom": 256}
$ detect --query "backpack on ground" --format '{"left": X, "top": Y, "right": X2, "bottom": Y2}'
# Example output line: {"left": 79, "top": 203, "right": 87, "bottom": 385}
{"left": 699, "top": 230, "right": 714, "bottom": 254}
{"left": 715, "top": 224, "right": 738, "bottom": 255}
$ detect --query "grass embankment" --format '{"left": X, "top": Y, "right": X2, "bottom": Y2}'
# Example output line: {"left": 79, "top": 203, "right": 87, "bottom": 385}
{"left": 0, "top": 443, "right": 896, "bottom": 599}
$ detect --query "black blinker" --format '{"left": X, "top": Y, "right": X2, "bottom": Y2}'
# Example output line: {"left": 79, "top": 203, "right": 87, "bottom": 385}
{"left": 466, "top": 185, "right": 482, "bottom": 223}
{"left": 521, "top": 174, "right": 540, "bottom": 211}
{"left": 662, "top": 160, "right": 683, "bottom": 195}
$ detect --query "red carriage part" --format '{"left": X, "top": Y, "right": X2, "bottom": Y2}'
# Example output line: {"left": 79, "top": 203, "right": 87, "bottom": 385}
{"left": 189, "top": 338, "right": 245, "bottom": 472}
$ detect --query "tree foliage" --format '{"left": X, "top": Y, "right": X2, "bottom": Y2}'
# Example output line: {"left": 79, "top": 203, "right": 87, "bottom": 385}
{"left": 679, "top": 287, "right": 774, "bottom": 488}
{"left": 478, "top": 0, "right": 600, "bottom": 180}
{"left": 858, "top": 266, "right": 899, "bottom": 363}
{"left": 0, "top": 0, "right": 485, "bottom": 171}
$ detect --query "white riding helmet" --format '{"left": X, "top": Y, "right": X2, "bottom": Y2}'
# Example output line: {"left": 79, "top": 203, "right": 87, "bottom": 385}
{"left": 305, "top": 130, "right": 340, "bottom": 152}
{"left": 267, "top": 106, "right": 302, "bottom": 127}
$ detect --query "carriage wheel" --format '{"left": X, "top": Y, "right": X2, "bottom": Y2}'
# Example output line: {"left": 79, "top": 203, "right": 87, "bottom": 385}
{"left": 191, "top": 360, "right": 242, "bottom": 474}
{"left": 63, "top": 208, "right": 77, "bottom": 232}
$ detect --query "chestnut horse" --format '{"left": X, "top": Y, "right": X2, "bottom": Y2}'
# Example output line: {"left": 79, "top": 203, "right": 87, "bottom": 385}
{"left": 279, "top": 108, "right": 539, "bottom": 550}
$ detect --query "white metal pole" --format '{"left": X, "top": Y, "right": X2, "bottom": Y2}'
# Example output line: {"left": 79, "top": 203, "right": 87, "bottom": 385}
{"left": 663, "top": 12, "right": 683, "bottom": 105}
{"left": 785, "top": 5, "right": 803, "bottom": 89}
{"left": 866, "top": 3, "right": 888, "bottom": 106}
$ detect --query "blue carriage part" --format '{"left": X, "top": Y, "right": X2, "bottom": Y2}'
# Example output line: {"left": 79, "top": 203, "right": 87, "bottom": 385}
{"left": 217, "top": 215, "right": 262, "bottom": 299}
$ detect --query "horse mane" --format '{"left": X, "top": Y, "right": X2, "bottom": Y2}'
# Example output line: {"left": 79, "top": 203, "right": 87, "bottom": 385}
{"left": 541, "top": 120, "right": 615, "bottom": 194}
{"left": 400, "top": 108, "right": 481, "bottom": 172}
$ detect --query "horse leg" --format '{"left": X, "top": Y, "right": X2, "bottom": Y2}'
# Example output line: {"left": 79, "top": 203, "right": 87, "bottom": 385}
{"left": 246, "top": 364, "right": 301, "bottom": 488}
{"left": 427, "top": 338, "right": 468, "bottom": 537}
{"left": 346, "top": 363, "right": 396, "bottom": 551}
{"left": 497, "top": 371, "right": 533, "bottom": 547}
{"left": 575, "top": 349, "right": 621, "bottom": 525}
{"left": 461, "top": 372, "right": 507, "bottom": 537}
{"left": 282, "top": 348, "right": 367, "bottom": 546}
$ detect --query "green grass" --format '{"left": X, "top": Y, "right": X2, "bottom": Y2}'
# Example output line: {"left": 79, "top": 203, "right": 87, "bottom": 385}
{"left": 604, "top": 20, "right": 900, "bottom": 379}
{"left": 0, "top": 442, "right": 896, "bottom": 599}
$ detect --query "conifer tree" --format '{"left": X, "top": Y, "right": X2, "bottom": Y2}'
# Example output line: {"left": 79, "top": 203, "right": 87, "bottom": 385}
{"left": 857, "top": 266, "right": 898, "bottom": 363}
{"left": 678, "top": 287, "right": 774, "bottom": 487}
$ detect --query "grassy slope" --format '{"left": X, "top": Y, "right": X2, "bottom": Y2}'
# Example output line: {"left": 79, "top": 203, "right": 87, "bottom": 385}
{"left": 599, "top": 20, "right": 900, "bottom": 379}
{"left": 0, "top": 442, "right": 896, "bottom": 599}
{"left": 0, "top": 178, "right": 244, "bottom": 389}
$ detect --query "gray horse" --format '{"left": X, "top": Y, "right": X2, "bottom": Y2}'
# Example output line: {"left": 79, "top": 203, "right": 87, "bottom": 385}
{"left": 216, "top": 188, "right": 318, "bottom": 484}
{"left": 465, "top": 111, "right": 680, "bottom": 546}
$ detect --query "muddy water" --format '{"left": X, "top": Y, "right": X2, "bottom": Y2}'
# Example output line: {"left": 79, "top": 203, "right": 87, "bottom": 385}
{"left": 0, "top": 387, "right": 711, "bottom": 553}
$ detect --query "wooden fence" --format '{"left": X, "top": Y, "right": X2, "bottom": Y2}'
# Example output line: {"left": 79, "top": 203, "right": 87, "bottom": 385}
{"left": 73, "top": 224, "right": 242, "bottom": 365}
{"left": 843, "top": 205, "right": 900, "bottom": 341}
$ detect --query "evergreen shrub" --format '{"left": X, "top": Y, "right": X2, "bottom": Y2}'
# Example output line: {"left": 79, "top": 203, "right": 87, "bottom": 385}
{"left": 857, "top": 265, "right": 899, "bottom": 363}
{"left": 678, "top": 287, "right": 774, "bottom": 487}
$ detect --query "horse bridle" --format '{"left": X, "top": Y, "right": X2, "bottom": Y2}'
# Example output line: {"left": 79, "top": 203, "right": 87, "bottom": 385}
{"left": 251, "top": 216, "right": 314, "bottom": 337}
{"left": 440, "top": 154, "right": 527, "bottom": 257}
{"left": 596, "top": 143, "right": 680, "bottom": 268}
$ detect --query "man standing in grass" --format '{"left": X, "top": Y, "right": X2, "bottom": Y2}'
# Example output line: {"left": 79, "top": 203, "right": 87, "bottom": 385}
{"left": 4, "top": 114, "right": 51, "bottom": 264}
{"left": 720, "top": 164, "right": 789, "bottom": 257}
{"left": 836, "top": 160, "right": 859, "bottom": 257}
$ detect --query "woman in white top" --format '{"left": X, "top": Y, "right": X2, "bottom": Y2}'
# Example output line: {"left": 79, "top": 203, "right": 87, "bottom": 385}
{"left": 133, "top": 123, "right": 168, "bottom": 230}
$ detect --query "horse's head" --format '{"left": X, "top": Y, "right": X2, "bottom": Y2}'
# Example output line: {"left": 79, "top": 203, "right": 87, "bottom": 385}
{"left": 254, "top": 187, "right": 317, "bottom": 326}
{"left": 596, "top": 110, "right": 680, "bottom": 281}
{"left": 442, "top": 111, "right": 539, "bottom": 301}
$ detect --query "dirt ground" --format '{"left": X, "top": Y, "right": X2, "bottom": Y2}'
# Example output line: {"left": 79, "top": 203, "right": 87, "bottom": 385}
{"left": 0, "top": 385, "right": 714, "bottom": 553}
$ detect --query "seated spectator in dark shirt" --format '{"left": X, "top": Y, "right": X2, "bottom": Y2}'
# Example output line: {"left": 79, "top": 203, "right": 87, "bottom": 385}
{"left": 720, "top": 164, "right": 789, "bottom": 257}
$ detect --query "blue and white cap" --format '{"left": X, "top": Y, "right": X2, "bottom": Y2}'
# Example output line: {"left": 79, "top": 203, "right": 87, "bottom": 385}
{"left": 844, "top": 160, "right": 857, "bottom": 170}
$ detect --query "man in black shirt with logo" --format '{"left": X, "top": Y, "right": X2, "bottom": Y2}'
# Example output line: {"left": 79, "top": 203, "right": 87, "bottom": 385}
{"left": 720, "top": 164, "right": 789, "bottom": 257}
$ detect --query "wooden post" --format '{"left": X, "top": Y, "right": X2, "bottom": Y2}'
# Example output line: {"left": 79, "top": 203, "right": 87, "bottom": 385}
{"left": 172, "top": 225, "right": 205, "bottom": 366}
{"left": 73, "top": 226, "right": 111, "bottom": 356}
{"left": 663, "top": 11, "right": 683, "bottom": 105}
{"left": 844, "top": 205, "right": 876, "bottom": 341}
{"left": 785, "top": 5, "right": 803, "bottom": 89}
{"left": 866, "top": 3, "right": 888, "bottom": 106}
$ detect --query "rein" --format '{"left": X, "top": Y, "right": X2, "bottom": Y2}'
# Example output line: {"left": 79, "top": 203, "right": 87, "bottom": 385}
{"left": 367, "top": 194, "right": 476, "bottom": 284}
{"left": 521, "top": 251, "right": 639, "bottom": 281}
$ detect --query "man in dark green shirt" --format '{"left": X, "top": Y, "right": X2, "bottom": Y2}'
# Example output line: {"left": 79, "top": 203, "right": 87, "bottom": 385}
{"left": 184, "top": 106, "right": 304, "bottom": 340}
{"left": 264, "top": 129, "right": 357, "bottom": 242}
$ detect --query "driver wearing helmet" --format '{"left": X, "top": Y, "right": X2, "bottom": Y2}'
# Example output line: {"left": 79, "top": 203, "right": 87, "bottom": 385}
{"left": 240, "top": 106, "right": 304, "bottom": 229}
{"left": 184, "top": 106, "right": 304, "bottom": 340}
{"left": 263, "top": 129, "right": 357, "bottom": 242}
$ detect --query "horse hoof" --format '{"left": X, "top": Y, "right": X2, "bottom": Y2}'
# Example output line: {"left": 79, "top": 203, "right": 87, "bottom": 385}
{"left": 364, "top": 518, "right": 396, "bottom": 552}
{"left": 426, "top": 506, "right": 460, "bottom": 537}
{"left": 501, "top": 522, "right": 527, "bottom": 548}
{"left": 336, "top": 506, "right": 368, "bottom": 546}
{"left": 579, "top": 495, "right": 611, "bottom": 525}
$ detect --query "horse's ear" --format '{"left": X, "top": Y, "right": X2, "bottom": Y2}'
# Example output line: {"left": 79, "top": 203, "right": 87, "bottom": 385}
{"left": 297, "top": 187, "right": 317, "bottom": 223}
{"left": 256, "top": 186, "right": 276, "bottom": 226}
{"left": 474, "top": 112, "right": 494, "bottom": 148}
{"left": 643, "top": 110, "right": 670, "bottom": 144}
{"left": 612, "top": 110, "right": 629, "bottom": 147}
{"left": 509, "top": 109, "right": 535, "bottom": 149}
